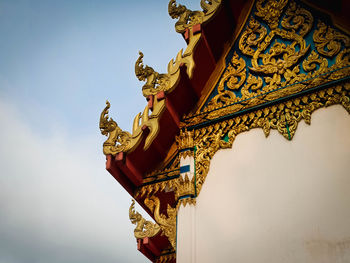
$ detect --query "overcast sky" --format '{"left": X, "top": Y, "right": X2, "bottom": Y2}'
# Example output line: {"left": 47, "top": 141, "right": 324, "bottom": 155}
{"left": 0, "top": 0, "right": 201, "bottom": 262}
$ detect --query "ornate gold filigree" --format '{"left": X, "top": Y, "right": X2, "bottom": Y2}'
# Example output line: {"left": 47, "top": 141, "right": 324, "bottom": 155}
{"left": 255, "top": 0, "right": 288, "bottom": 29}
{"left": 145, "top": 196, "right": 177, "bottom": 249}
{"left": 239, "top": 18, "right": 267, "bottom": 56}
{"left": 194, "top": 126, "right": 235, "bottom": 193}
{"left": 281, "top": 1, "right": 313, "bottom": 37}
{"left": 249, "top": 29, "right": 309, "bottom": 76}
{"left": 176, "top": 129, "right": 194, "bottom": 150}
{"left": 129, "top": 199, "right": 161, "bottom": 239}
{"left": 168, "top": 0, "right": 221, "bottom": 34}
{"left": 136, "top": 173, "right": 196, "bottom": 209}
{"left": 176, "top": 129, "right": 194, "bottom": 159}
{"left": 207, "top": 52, "right": 247, "bottom": 109}
{"left": 302, "top": 50, "right": 328, "bottom": 73}
{"left": 183, "top": 0, "right": 350, "bottom": 127}
{"left": 314, "top": 20, "right": 350, "bottom": 57}
{"left": 193, "top": 83, "right": 350, "bottom": 195}
{"left": 136, "top": 179, "right": 176, "bottom": 199}
{"left": 174, "top": 173, "right": 195, "bottom": 200}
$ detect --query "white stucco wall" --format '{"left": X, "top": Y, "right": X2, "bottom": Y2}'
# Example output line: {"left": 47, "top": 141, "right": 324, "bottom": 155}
{"left": 177, "top": 105, "right": 350, "bottom": 263}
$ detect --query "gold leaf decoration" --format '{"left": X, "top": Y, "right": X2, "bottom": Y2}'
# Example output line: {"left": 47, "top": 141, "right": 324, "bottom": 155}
{"left": 156, "top": 252, "right": 176, "bottom": 263}
{"left": 183, "top": 0, "right": 350, "bottom": 127}
{"left": 281, "top": 1, "right": 313, "bottom": 37}
{"left": 313, "top": 20, "right": 350, "bottom": 57}
{"left": 129, "top": 199, "right": 161, "bottom": 239}
{"left": 168, "top": 0, "right": 221, "bottom": 34}
{"left": 100, "top": 97, "right": 164, "bottom": 154}
{"left": 255, "top": 0, "right": 288, "bottom": 29}
{"left": 194, "top": 83, "right": 350, "bottom": 196}
{"left": 99, "top": 101, "right": 133, "bottom": 154}
{"left": 145, "top": 196, "right": 177, "bottom": 249}
{"left": 100, "top": 0, "right": 222, "bottom": 156}
{"left": 135, "top": 51, "right": 171, "bottom": 97}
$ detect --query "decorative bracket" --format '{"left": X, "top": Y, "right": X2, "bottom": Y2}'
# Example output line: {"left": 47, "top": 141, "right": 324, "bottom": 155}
{"left": 99, "top": 99, "right": 165, "bottom": 154}
{"left": 129, "top": 199, "right": 161, "bottom": 239}
{"left": 144, "top": 196, "right": 177, "bottom": 249}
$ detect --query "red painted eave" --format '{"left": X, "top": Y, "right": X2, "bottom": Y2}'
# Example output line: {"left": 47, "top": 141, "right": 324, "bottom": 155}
{"left": 106, "top": 0, "right": 250, "bottom": 194}
{"left": 104, "top": 0, "right": 350, "bottom": 261}
{"left": 137, "top": 234, "right": 174, "bottom": 263}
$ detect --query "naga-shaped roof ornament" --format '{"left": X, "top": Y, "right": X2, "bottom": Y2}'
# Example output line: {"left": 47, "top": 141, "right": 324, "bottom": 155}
{"left": 129, "top": 199, "right": 161, "bottom": 239}
{"left": 99, "top": 100, "right": 133, "bottom": 154}
{"left": 100, "top": 1, "right": 223, "bottom": 157}
{"left": 144, "top": 196, "right": 177, "bottom": 249}
{"left": 135, "top": 51, "right": 171, "bottom": 97}
{"left": 99, "top": 97, "right": 164, "bottom": 155}
{"left": 168, "top": 0, "right": 221, "bottom": 34}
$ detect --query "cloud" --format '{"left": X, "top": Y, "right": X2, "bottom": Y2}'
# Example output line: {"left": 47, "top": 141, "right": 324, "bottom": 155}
{"left": 0, "top": 99, "right": 148, "bottom": 263}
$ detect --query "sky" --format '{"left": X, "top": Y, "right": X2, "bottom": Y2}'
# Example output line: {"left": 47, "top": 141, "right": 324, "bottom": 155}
{"left": 0, "top": 0, "right": 201, "bottom": 262}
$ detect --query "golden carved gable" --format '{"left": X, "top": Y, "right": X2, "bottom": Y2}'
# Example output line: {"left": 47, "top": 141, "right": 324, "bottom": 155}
{"left": 183, "top": 0, "right": 350, "bottom": 127}
{"left": 181, "top": 0, "right": 350, "bottom": 195}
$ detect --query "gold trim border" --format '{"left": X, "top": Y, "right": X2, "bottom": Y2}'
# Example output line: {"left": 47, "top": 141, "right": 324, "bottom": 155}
{"left": 193, "top": 82, "right": 350, "bottom": 195}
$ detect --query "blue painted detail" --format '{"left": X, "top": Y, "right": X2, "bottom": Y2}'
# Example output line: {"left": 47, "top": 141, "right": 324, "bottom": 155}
{"left": 185, "top": 75, "right": 349, "bottom": 131}
{"left": 180, "top": 165, "right": 190, "bottom": 173}
{"left": 178, "top": 194, "right": 194, "bottom": 200}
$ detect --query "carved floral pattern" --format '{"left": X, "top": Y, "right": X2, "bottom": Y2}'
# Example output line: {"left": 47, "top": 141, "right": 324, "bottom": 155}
{"left": 183, "top": 0, "right": 350, "bottom": 126}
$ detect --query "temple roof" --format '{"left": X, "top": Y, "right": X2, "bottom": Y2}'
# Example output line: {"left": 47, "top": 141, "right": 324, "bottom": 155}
{"left": 100, "top": 0, "right": 349, "bottom": 195}
{"left": 99, "top": 0, "right": 251, "bottom": 194}
{"left": 99, "top": 0, "right": 350, "bottom": 261}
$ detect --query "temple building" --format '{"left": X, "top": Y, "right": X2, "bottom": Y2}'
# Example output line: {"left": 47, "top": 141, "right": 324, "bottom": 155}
{"left": 99, "top": 0, "right": 350, "bottom": 262}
